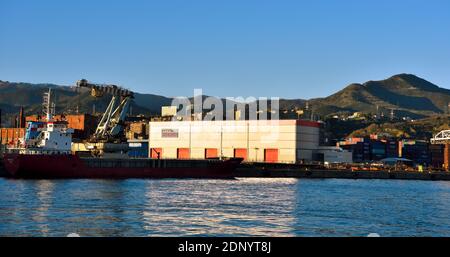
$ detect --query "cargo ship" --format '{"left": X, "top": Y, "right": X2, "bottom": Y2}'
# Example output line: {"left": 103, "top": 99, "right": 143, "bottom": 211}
{"left": 3, "top": 154, "right": 243, "bottom": 179}
{"left": 2, "top": 119, "right": 242, "bottom": 179}
{"left": 2, "top": 87, "right": 242, "bottom": 179}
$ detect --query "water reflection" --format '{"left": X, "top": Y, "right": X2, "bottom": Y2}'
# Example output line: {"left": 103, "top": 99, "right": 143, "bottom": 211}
{"left": 1, "top": 178, "right": 450, "bottom": 236}
{"left": 293, "top": 179, "right": 450, "bottom": 236}
{"left": 52, "top": 180, "right": 148, "bottom": 237}
{"left": 142, "top": 178, "right": 297, "bottom": 236}
{"left": 33, "top": 180, "right": 54, "bottom": 236}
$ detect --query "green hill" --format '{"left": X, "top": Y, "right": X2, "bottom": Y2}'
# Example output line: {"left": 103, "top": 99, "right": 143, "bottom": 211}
{"left": 348, "top": 115, "right": 450, "bottom": 140}
{"left": 308, "top": 74, "right": 450, "bottom": 119}
{"left": 1, "top": 73, "right": 450, "bottom": 127}
{"left": 0, "top": 80, "right": 171, "bottom": 127}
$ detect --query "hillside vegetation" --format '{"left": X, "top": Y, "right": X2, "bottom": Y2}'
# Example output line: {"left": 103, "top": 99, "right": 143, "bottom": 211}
{"left": 348, "top": 115, "right": 450, "bottom": 140}
{"left": 1, "top": 74, "right": 450, "bottom": 139}
{"left": 308, "top": 74, "right": 450, "bottom": 119}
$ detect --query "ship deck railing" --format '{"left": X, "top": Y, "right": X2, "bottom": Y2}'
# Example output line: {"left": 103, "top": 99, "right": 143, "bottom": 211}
{"left": 80, "top": 157, "right": 227, "bottom": 169}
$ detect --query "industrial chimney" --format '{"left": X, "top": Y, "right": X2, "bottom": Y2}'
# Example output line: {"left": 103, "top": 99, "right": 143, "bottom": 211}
{"left": 19, "top": 107, "right": 25, "bottom": 128}
{"left": 13, "top": 115, "right": 18, "bottom": 128}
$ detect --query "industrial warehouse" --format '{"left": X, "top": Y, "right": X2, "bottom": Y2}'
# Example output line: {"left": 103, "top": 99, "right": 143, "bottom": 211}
{"left": 147, "top": 119, "right": 329, "bottom": 163}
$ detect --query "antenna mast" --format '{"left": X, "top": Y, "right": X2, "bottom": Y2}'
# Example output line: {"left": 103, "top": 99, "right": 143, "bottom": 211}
{"left": 43, "top": 88, "right": 55, "bottom": 121}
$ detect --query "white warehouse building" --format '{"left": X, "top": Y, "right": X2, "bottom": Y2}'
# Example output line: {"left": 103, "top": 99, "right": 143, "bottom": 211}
{"left": 148, "top": 120, "right": 321, "bottom": 163}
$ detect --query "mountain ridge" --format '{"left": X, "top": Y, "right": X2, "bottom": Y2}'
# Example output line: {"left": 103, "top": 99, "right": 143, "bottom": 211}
{"left": 306, "top": 73, "right": 450, "bottom": 119}
{"left": 1, "top": 73, "right": 449, "bottom": 126}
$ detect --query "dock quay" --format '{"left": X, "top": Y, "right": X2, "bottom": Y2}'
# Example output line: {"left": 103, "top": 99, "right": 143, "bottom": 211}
{"left": 233, "top": 165, "right": 450, "bottom": 181}
{"left": 1, "top": 154, "right": 450, "bottom": 181}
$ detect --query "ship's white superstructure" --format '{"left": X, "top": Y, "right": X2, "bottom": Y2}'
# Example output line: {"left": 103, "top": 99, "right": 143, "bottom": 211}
{"left": 14, "top": 88, "right": 75, "bottom": 155}
{"left": 22, "top": 121, "right": 74, "bottom": 154}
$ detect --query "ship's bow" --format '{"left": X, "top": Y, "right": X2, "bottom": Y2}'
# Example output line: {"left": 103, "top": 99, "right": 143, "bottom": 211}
{"left": 2, "top": 154, "right": 21, "bottom": 177}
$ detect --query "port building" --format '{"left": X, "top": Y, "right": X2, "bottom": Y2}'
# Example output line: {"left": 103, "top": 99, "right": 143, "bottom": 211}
{"left": 148, "top": 120, "right": 321, "bottom": 163}
{"left": 0, "top": 128, "right": 25, "bottom": 147}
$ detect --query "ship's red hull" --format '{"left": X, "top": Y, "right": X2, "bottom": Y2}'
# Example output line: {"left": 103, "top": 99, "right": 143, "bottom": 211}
{"left": 2, "top": 154, "right": 242, "bottom": 179}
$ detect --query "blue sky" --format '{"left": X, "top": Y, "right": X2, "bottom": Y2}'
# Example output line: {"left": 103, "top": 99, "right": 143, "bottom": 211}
{"left": 1, "top": 0, "right": 449, "bottom": 99}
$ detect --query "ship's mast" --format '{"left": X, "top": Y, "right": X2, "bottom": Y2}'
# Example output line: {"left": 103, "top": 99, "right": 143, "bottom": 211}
{"left": 43, "top": 88, "right": 55, "bottom": 121}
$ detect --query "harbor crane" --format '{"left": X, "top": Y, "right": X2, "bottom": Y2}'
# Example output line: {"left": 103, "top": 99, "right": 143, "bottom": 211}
{"left": 76, "top": 79, "right": 134, "bottom": 142}
{"left": 431, "top": 129, "right": 450, "bottom": 171}
{"left": 431, "top": 130, "right": 450, "bottom": 144}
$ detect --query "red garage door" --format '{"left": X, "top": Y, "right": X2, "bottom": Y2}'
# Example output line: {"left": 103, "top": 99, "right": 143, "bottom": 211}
{"left": 234, "top": 148, "right": 247, "bottom": 160}
{"left": 264, "top": 149, "right": 278, "bottom": 163}
{"left": 151, "top": 148, "right": 162, "bottom": 159}
{"left": 177, "top": 148, "right": 190, "bottom": 159}
{"left": 205, "top": 148, "right": 218, "bottom": 159}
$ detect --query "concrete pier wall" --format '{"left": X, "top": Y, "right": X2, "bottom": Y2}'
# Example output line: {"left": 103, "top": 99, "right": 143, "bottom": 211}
{"left": 1, "top": 155, "right": 449, "bottom": 181}
{"left": 234, "top": 167, "right": 450, "bottom": 181}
